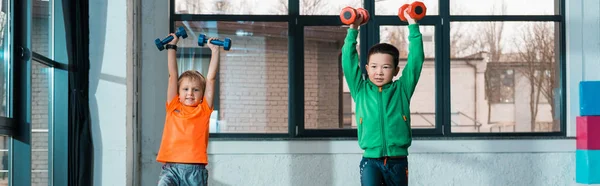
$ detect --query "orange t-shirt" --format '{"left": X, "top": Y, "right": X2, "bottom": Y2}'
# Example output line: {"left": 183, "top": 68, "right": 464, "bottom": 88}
{"left": 156, "top": 96, "right": 213, "bottom": 164}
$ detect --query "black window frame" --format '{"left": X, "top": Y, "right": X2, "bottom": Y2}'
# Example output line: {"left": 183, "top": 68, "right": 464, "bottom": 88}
{"left": 10, "top": 0, "right": 71, "bottom": 185}
{"left": 169, "top": 0, "right": 566, "bottom": 138}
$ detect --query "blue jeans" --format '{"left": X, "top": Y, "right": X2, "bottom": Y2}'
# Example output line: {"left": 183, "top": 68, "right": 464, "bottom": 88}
{"left": 158, "top": 163, "right": 208, "bottom": 186}
{"left": 359, "top": 157, "right": 409, "bottom": 186}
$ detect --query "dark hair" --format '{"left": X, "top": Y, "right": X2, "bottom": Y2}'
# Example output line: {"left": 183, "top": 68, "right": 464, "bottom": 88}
{"left": 367, "top": 43, "right": 400, "bottom": 67}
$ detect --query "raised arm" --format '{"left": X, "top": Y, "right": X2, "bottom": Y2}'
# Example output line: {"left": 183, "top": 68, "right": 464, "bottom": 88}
{"left": 167, "top": 33, "right": 179, "bottom": 102}
{"left": 341, "top": 19, "right": 365, "bottom": 96}
{"left": 399, "top": 8, "right": 424, "bottom": 99}
{"left": 204, "top": 38, "right": 221, "bottom": 109}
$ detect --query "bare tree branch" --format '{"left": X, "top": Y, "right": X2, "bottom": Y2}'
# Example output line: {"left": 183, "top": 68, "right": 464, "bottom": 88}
{"left": 276, "top": 0, "right": 288, "bottom": 14}
{"left": 479, "top": 1, "right": 507, "bottom": 62}
{"left": 450, "top": 23, "right": 479, "bottom": 58}
{"left": 515, "top": 22, "right": 556, "bottom": 131}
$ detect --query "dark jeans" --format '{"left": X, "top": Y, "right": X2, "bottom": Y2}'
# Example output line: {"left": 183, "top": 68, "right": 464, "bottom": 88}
{"left": 359, "top": 157, "right": 409, "bottom": 186}
{"left": 158, "top": 163, "right": 208, "bottom": 186}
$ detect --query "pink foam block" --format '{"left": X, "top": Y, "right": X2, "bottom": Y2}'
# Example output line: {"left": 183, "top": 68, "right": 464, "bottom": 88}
{"left": 577, "top": 116, "right": 600, "bottom": 150}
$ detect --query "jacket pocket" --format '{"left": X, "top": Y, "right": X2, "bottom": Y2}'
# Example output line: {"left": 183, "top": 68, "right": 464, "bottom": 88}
{"left": 387, "top": 114, "right": 411, "bottom": 148}
{"left": 358, "top": 115, "right": 384, "bottom": 150}
{"left": 358, "top": 116, "right": 377, "bottom": 149}
{"left": 357, "top": 116, "right": 373, "bottom": 150}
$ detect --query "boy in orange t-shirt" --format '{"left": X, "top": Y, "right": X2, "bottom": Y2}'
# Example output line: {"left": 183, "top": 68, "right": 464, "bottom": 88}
{"left": 156, "top": 33, "right": 221, "bottom": 186}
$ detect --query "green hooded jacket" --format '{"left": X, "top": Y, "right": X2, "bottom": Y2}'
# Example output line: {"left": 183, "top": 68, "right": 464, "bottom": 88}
{"left": 341, "top": 24, "right": 424, "bottom": 158}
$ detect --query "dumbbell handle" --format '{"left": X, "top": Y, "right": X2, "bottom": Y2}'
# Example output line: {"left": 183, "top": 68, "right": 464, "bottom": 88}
{"left": 160, "top": 30, "right": 186, "bottom": 44}
{"left": 160, "top": 35, "right": 177, "bottom": 45}
{"left": 203, "top": 38, "right": 224, "bottom": 45}
{"left": 198, "top": 34, "right": 232, "bottom": 50}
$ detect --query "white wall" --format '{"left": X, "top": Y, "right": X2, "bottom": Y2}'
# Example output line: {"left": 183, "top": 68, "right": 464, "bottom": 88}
{"left": 82, "top": 0, "right": 600, "bottom": 185}
{"left": 89, "top": 0, "right": 128, "bottom": 185}
{"left": 204, "top": 140, "right": 576, "bottom": 186}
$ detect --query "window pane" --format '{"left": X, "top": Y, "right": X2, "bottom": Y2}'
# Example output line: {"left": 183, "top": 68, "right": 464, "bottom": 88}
{"left": 450, "top": 0, "right": 559, "bottom": 15}
{"left": 32, "top": 172, "right": 47, "bottom": 186}
{"left": 31, "top": 62, "right": 52, "bottom": 185}
{"left": 174, "top": 21, "right": 289, "bottom": 133}
{"left": 0, "top": 136, "right": 8, "bottom": 186}
{"left": 301, "top": 0, "right": 362, "bottom": 15}
{"left": 381, "top": 25, "right": 436, "bottom": 129}
{"left": 0, "top": 0, "right": 11, "bottom": 119}
{"left": 32, "top": 0, "right": 52, "bottom": 58}
{"left": 450, "top": 22, "right": 560, "bottom": 133}
{"left": 175, "top": 0, "right": 288, "bottom": 15}
{"left": 0, "top": 0, "right": 10, "bottom": 184}
{"left": 376, "top": 0, "right": 438, "bottom": 16}
{"left": 303, "top": 26, "right": 346, "bottom": 129}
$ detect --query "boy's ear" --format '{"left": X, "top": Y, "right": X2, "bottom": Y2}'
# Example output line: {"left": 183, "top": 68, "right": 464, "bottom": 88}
{"left": 393, "top": 66, "right": 400, "bottom": 76}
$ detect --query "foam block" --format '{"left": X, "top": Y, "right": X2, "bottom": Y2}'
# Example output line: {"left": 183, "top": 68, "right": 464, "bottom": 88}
{"left": 576, "top": 150, "right": 600, "bottom": 184}
{"left": 580, "top": 81, "right": 600, "bottom": 116}
{"left": 577, "top": 116, "right": 600, "bottom": 150}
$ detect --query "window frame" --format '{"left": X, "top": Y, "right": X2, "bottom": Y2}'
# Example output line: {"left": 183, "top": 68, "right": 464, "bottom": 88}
{"left": 10, "top": 0, "right": 70, "bottom": 185}
{"left": 169, "top": 0, "right": 566, "bottom": 138}
{"left": 444, "top": 0, "right": 565, "bottom": 137}
{"left": 0, "top": 0, "right": 15, "bottom": 137}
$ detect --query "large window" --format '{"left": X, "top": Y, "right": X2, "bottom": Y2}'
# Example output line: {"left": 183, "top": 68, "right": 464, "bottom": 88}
{"left": 0, "top": 0, "right": 11, "bottom": 185}
{"left": 173, "top": 21, "right": 290, "bottom": 134}
{"left": 9, "top": 0, "right": 67, "bottom": 185}
{"left": 449, "top": 9, "right": 562, "bottom": 134}
{"left": 170, "top": 0, "right": 565, "bottom": 137}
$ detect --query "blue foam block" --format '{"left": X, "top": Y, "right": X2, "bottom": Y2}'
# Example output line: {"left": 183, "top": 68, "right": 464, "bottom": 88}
{"left": 576, "top": 150, "right": 600, "bottom": 184}
{"left": 580, "top": 81, "right": 600, "bottom": 116}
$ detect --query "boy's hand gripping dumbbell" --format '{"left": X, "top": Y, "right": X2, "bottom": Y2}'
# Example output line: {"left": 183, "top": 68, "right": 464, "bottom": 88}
{"left": 155, "top": 27, "right": 188, "bottom": 51}
{"left": 398, "top": 1, "right": 427, "bottom": 22}
{"left": 340, "top": 6, "right": 370, "bottom": 25}
{"left": 198, "top": 34, "right": 232, "bottom": 51}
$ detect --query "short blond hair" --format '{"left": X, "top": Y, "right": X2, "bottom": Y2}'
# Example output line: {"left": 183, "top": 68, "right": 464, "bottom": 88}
{"left": 178, "top": 70, "right": 206, "bottom": 91}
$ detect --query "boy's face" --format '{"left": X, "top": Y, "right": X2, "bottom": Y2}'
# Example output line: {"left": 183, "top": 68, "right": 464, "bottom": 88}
{"left": 366, "top": 53, "right": 399, "bottom": 87}
{"left": 178, "top": 77, "right": 204, "bottom": 107}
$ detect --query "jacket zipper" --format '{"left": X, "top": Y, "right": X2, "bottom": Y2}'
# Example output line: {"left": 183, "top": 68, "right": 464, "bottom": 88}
{"left": 379, "top": 86, "right": 386, "bottom": 157}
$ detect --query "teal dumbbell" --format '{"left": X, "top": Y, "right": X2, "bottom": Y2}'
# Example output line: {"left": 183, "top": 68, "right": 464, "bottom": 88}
{"left": 197, "top": 34, "right": 232, "bottom": 51}
{"left": 155, "top": 27, "right": 188, "bottom": 51}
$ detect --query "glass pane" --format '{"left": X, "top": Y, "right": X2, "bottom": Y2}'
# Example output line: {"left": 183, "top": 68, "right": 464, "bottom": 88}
{"left": 0, "top": 136, "right": 8, "bottom": 186}
{"left": 175, "top": 0, "right": 287, "bottom": 15}
{"left": 301, "top": 0, "right": 362, "bottom": 15}
{"left": 376, "top": 0, "right": 438, "bottom": 16}
{"left": 32, "top": 0, "right": 52, "bottom": 58}
{"left": 450, "top": 22, "right": 560, "bottom": 133}
{"left": 303, "top": 26, "right": 347, "bottom": 129}
{"left": 451, "top": 0, "right": 559, "bottom": 15}
{"left": 31, "top": 172, "right": 48, "bottom": 186}
{"left": 0, "top": 0, "right": 10, "bottom": 185}
{"left": 174, "top": 21, "right": 289, "bottom": 133}
{"left": 381, "top": 25, "right": 436, "bottom": 129}
{"left": 0, "top": 0, "right": 10, "bottom": 119}
{"left": 31, "top": 62, "right": 51, "bottom": 184}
